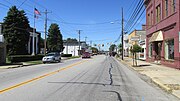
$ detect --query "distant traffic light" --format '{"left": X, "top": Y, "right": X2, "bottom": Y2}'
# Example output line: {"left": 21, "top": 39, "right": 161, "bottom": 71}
{"left": 102, "top": 44, "right": 104, "bottom": 47}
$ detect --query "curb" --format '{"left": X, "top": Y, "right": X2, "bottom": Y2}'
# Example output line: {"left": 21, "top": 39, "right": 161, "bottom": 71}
{"left": 0, "top": 58, "right": 77, "bottom": 69}
{"left": 172, "top": 91, "right": 180, "bottom": 100}
{"left": 151, "top": 78, "right": 172, "bottom": 93}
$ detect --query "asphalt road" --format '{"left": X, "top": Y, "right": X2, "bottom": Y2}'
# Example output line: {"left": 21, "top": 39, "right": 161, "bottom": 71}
{"left": 0, "top": 55, "right": 179, "bottom": 101}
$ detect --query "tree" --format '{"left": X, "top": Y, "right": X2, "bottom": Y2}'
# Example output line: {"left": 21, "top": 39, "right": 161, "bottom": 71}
{"left": 109, "top": 44, "right": 116, "bottom": 52}
{"left": 39, "top": 37, "right": 44, "bottom": 49}
{"left": 3, "top": 6, "right": 30, "bottom": 55}
{"left": 65, "top": 38, "right": 78, "bottom": 43}
{"left": 130, "top": 44, "right": 142, "bottom": 67}
{"left": 47, "top": 23, "right": 63, "bottom": 52}
{"left": 118, "top": 44, "right": 122, "bottom": 54}
{"left": 91, "top": 47, "right": 98, "bottom": 53}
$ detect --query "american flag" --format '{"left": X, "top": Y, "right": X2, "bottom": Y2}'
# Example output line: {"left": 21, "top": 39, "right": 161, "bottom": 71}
{"left": 34, "top": 8, "right": 41, "bottom": 15}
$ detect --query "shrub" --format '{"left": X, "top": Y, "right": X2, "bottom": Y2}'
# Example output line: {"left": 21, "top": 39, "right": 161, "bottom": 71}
{"left": 8, "top": 55, "right": 44, "bottom": 63}
{"left": 61, "top": 54, "right": 72, "bottom": 57}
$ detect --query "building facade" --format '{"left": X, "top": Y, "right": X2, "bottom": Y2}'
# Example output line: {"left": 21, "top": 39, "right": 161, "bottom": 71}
{"left": 145, "top": 0, "right": 180, "bottom": 69}
{"left": 28, "top": 28, "right": 41, "bottom": 55}
{"left": 128, "top": 30, "right": 146, "bottom": 58}
{"left": 0, "top": 23, "right": 6, "bottom": 64}
{"left": 123, "top": 34, "right": 129, "bottom": 57}
{"left": 63, "top": 41, "right": 87, "bottom": 56}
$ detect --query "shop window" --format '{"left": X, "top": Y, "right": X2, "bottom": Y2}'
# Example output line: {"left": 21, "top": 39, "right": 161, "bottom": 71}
{"left": 165, "top": 39, "right": 174, "bottom": 60}
{"left": 149, "top": 43, "right": 153, "bottom": 58}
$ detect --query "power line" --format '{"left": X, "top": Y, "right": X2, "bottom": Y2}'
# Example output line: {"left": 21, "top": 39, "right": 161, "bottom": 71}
{"left": 124, "top": 0, "right": 144, "bottom": 31}
{"left": 17, "top": 0, "right": 28, "bottom": 9}
{"left": 127, "top": 8, "right": 145, "bottom": 32}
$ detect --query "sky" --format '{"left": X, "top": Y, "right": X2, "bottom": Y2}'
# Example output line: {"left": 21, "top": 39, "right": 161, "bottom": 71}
{"left": 0, "top": 0, "right": 146, "bottom": 51}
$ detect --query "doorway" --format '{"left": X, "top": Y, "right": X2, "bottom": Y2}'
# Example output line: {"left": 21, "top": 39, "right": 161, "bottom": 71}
{"left": 154, "top": 42, "right": 162, "bottom": 60}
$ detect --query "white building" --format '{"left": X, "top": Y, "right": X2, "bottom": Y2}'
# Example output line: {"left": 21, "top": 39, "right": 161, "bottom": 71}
{"left": 123, "top": 34, "right": 129, "bottom": 57}
{"left": 139, "top": 39, "right": 146, "bottom": 60}
{"left": 28, "top": 28, "right": 41, "bottom": 55}
{"left": 63, "top": 41, "right": 87, "bottom": 56}
{"left": 0, "top": 23, "right": 6, "bottom": 64}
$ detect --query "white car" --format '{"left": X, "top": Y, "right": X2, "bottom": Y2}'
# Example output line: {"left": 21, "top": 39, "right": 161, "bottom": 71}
{"left": 42, "top": 52, "right": 61, "bottom": 63}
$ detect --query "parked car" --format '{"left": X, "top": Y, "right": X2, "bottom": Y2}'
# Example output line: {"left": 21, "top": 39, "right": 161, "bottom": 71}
{"left": 42, "top": 52, "right": 61, "bottom": 63}
{"left": 82, "top": 52, "right": 91, "bottom": 58}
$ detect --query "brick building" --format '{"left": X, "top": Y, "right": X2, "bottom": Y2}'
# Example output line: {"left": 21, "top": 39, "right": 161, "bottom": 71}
{"left": 145, "top": 0, "right": 180, "bottom": 69}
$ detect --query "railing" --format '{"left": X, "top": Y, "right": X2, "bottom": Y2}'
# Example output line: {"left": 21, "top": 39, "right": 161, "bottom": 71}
{"left": 0, "top": 35, "right": 4, "bottom": 42}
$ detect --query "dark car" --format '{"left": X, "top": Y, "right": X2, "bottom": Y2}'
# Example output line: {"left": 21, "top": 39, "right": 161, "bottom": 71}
{"left": 82, "top": 52, "right": 91, "bottom": 58}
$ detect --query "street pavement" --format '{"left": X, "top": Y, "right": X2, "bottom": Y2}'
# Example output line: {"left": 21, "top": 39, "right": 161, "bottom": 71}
{"left": 118, "top": 57, "right": 180, "bottom": 99}
{"left": 0, "top": 55, "right": 179, "bottom": 101}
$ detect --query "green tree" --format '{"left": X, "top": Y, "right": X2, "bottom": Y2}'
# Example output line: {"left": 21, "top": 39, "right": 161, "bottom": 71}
{"left": 65, "top": 38, "right": 78, "bottom": 43}
{"left": 130, "top": 44, "right": 142, "bottom": 67}
{"left": 3, "top": 6, "right": 30, "bottom": 55}
{"left": 109, "top": 44, "right": 116, "bottom": 52}
{"left": 47, "top": 23, "right": 63, "bottom": 52}
{"left": 91, "top": 47, "right": 98, "bottom": 53}
{"left": 118, "top": 44, "right": 122, "bottom": 54}
{"left": 40, "top": 37, "right": 44, "bottom": 49}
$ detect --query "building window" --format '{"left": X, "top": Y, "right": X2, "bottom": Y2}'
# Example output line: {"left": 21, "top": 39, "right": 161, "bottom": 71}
{"left": 147, "top": 13, "right": 151, "bottom": 28}
{"left": 165, "top": 39, "right": 174, "bottom": 60}
{"left": 165, "top": 0, "right": 168, "bottom": 17}
{"left": 151, "top": 11, "right": 153, "bottom": 26}
{"left": 149, "top": 43, "right": 153, "bottom": 58}
{"left": 156, "top": 5, "right": 161, "bottom": 23}
{"left": 171, "top": 0, "right": 176, "bottom": 13}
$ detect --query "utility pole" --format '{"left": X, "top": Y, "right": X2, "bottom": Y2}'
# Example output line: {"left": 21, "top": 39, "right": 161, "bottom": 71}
{"left": 42, "top": 9, "right": 51, "bottom": 55}
{"left": 77, "top": 30, "right": 82, "bottom": 56}
{"left": 90, "top": 40, "right": 92, "bottom": 47}
{"left": 121, "top": 7, "right": 124, "bottom": 60}
{"left": 85, "top": 36, "right": 87, "bottom": 43}
{"left": 32, "top": 7, "right": 36, "bottom": 56}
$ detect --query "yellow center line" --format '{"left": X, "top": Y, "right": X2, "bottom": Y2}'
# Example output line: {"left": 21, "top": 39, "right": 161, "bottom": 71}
{"left": 0, "top": 60, "right": 87, "bottom": 94}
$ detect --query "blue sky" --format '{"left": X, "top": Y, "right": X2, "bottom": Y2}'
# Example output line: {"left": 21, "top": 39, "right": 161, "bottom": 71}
{"left": 0, "top": 0, "right": 145, "bottom": 50}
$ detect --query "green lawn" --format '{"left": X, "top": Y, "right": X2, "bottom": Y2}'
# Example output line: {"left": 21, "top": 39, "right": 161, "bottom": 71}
{"left": 23, "top": 60, "right": 43, "bottom": 65}
{"left": 67, "top": 56, "right": 80, "bottom": 59}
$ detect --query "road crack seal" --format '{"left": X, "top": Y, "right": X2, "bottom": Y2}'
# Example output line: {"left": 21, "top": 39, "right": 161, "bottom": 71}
{"left": 109, "top": 63, "right": 113, "bottom": 85}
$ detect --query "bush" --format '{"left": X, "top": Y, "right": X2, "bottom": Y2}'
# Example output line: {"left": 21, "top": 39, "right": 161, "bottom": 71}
{"left": 61, "top": 54, "right": 72, "bottom": 57}
{"left": 8, "top": 55, "right": 44, "bottom": 63}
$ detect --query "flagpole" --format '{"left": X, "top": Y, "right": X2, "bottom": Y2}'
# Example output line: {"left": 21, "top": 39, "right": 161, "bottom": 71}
{"left": 32, "top": 7, "right": 35, "bottom": 56}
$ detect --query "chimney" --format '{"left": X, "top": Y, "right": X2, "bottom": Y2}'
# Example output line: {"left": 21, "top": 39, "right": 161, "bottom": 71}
{"left": 142, "top": 24, "right": 146, "bottom": 31}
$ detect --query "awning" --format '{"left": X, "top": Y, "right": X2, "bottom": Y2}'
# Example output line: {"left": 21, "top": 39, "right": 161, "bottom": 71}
{"left": 149, "top": 31, "right": 163, "bottom": 42}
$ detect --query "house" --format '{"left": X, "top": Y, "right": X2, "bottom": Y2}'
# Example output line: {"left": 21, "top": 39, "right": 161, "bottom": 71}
{"left": 139, "top": 39, "right": 146, "bottom": 60}
{"left": 145, "top": 0, "right": 180, "bottom": 69}
{"left": 63, "top": 41, "right": 87, "bottom": 56}
{"left": 128, "top": 30, "right": 146, "bottom": 58}
{"left": 0, "top": 23, "right": 6, "bottom": 64}
{"left": 123, "top": 34, "right": 129, "bottom": 57}
{"left": 28, "top": 28, "right": 41, "bottom": 55}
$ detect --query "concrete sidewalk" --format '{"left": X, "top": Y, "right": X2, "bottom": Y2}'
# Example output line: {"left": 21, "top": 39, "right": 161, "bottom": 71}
{"left": 117, "top": 57, "right": 180, "bottom": 99}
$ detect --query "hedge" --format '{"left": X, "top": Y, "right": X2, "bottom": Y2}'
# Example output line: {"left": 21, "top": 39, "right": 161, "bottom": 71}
{"left": 61, "top": 54, "right": 72, "bottom": 57}
{"left": 8, "top": 55, "right": 44, "bottom": 63}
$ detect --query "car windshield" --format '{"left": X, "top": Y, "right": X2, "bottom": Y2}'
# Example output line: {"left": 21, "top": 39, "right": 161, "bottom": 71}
{"left": 46, "top": 53, "right": 55, "bottom": 56}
